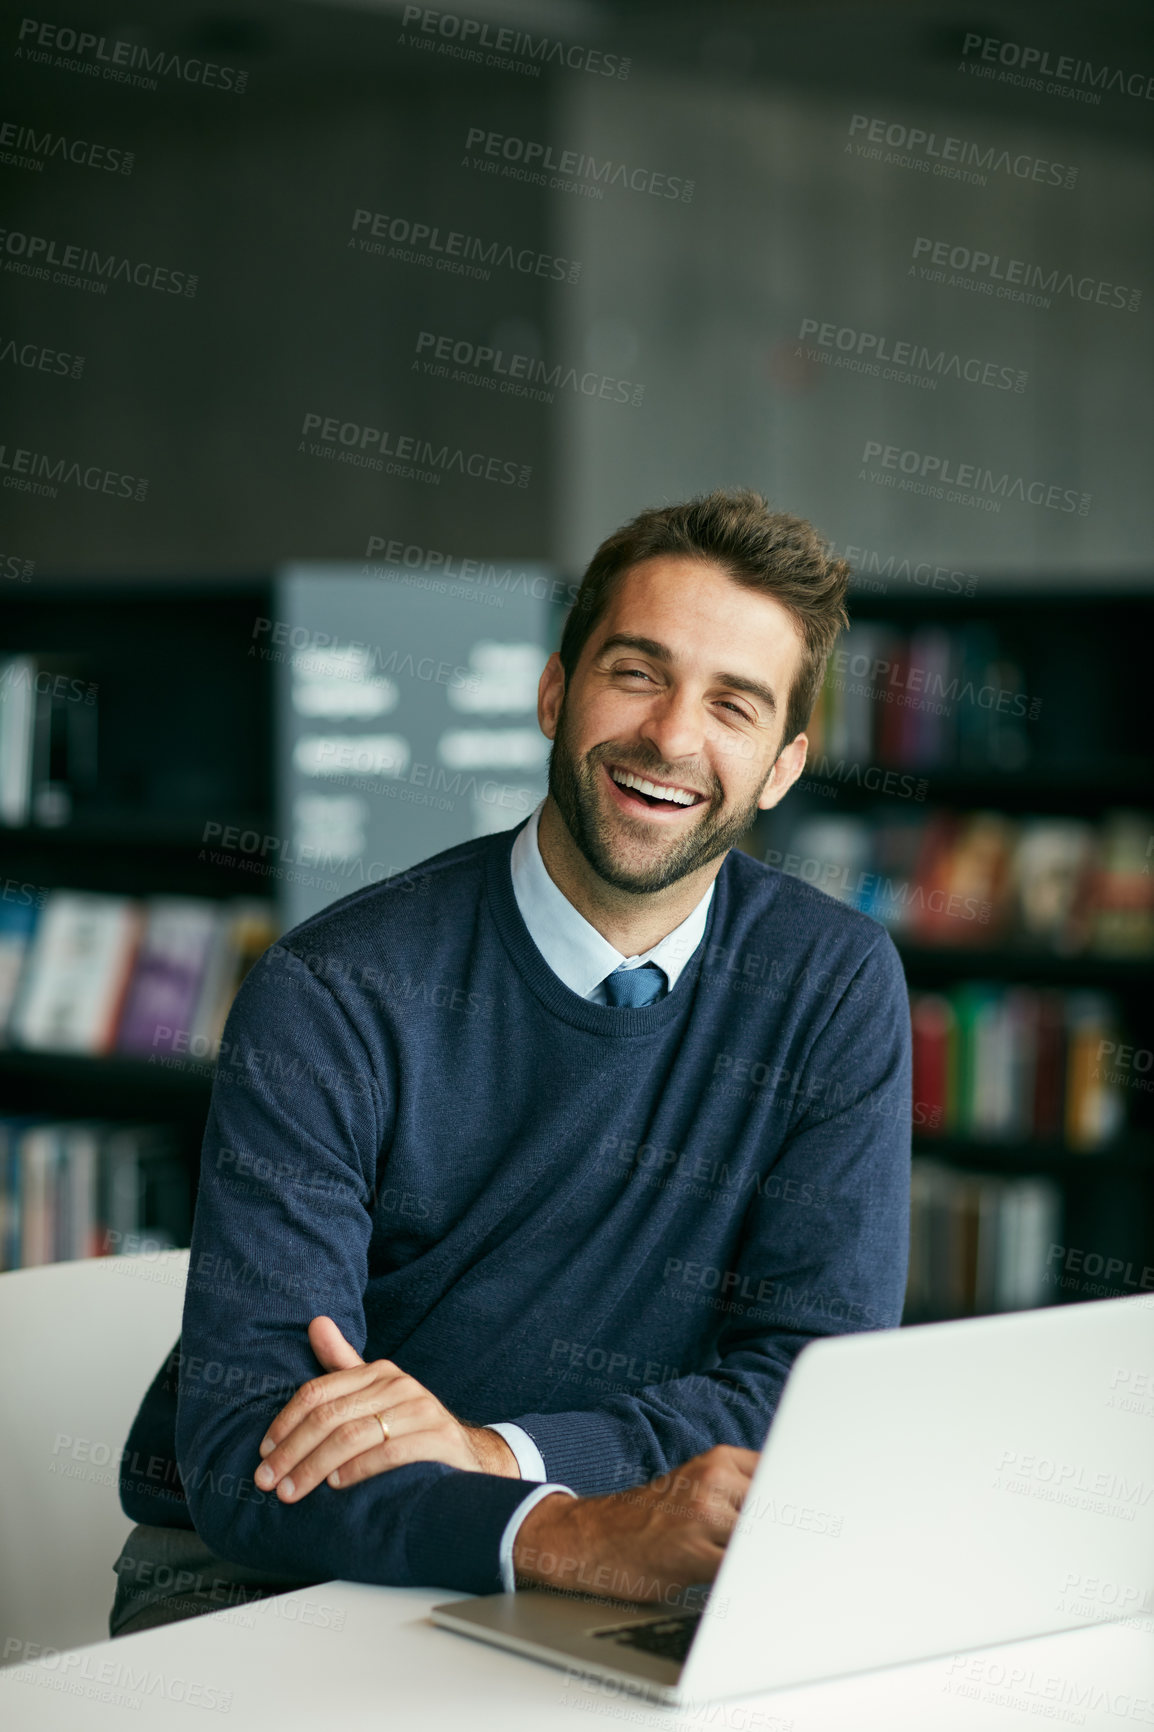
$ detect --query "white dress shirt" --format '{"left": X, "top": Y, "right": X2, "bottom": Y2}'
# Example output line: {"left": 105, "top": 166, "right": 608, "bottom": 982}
{"left": 487, "top": 800, "right": 715, "bottom": 1588}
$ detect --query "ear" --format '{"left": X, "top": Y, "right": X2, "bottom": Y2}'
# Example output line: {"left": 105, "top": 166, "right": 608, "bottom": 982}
{"left": 538, "top": 651, "right": 565, "bottom": 741}
{"left": 757, "top": 732, "right": 808, "bottom": 811}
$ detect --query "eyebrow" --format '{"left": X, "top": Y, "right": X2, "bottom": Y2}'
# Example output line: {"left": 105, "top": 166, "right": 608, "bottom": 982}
{"left": 596, "top": 632, "right": 778, "bottom": 716}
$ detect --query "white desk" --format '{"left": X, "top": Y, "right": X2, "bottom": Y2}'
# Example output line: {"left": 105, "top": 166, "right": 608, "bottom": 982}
{"left": 0, "top": 1583, "right": 1150, "bottom": 1731}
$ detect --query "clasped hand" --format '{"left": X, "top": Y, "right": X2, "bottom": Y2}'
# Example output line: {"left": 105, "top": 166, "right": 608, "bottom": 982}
{"left": 253, "top": 1315, "right": 517, "bottom": 1502}
{"left": 256, "top": 1316, "right": 759, "bottom": 1605}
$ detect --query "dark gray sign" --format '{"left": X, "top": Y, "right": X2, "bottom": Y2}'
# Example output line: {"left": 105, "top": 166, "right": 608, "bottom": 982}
{"left": 273, "top": 562, "right": 558, "bottom": 927}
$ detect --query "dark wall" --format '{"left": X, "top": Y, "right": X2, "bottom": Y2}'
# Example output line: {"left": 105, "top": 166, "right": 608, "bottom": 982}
{"left": 3, "top": 1, "right": 562, "bottom": 575}
{"left": 5, "top": 0, "right": 1151, "bottom": 583}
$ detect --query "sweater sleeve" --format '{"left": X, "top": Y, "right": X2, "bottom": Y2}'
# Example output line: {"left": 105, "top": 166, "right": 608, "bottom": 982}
{"left": 506, "top": 931, "right": 913, "bottom": 1496}
{"left": 174, "top": 945, "right": 533, "bottom": 1593}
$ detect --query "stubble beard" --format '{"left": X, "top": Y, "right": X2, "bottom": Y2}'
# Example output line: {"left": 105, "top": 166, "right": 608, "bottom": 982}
{"left": 546, "top": 695, "right": 771, "bottom": 895}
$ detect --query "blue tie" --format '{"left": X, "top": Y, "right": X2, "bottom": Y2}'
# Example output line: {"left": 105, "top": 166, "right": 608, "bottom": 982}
{"left": 603, "top": 962, "right": 667, "bottom": 1007}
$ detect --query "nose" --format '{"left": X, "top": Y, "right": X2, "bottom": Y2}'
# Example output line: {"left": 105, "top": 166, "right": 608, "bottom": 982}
{"left": 637, "top": 683, "right": 708, "bottom": 773}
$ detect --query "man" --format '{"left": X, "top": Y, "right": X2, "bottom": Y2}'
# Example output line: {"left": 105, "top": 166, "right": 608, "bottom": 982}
{"left": 111, "top": 488, "right": 911, "bottom": 1635}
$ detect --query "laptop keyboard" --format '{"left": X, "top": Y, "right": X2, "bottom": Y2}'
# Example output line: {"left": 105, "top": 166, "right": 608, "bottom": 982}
{"left": 593, "top": 1613, "right": 700, "bottom": 1664}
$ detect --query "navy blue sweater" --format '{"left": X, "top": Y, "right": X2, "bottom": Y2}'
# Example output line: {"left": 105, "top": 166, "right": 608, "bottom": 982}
{"left": 119, "top": 822, "right": 911, "bottom": 1594}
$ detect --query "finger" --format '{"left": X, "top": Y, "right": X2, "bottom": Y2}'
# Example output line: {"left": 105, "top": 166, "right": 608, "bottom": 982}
{"left": 326, "top": 1421, "right": 478, "bottom": 1490}
{"left": 270, "top": 1411, "right": 400, "bottom": 1502}
{"left": 707, "top": 1472, "right": 750, "bottom": 1521}
{"left": 308, "top": 1315, "right": 366, "bottom": 1373}
{"left": 319, "top": 1390, "right": 455, "bottom": 1487}
{"left": 286, "top": 1400, "right": 469, "bottom": 1502}
{"left": 258, "top": 1362, "right": 400, "bottom": 1467}
{"left": 258, "top": 1379, "right": 406, "bottom": 1488}
{"left": 260, "top": 1362, "right": 380, "bottom": 1457}
{"left": 689, "top": 1473, "right": 753, "bottom": 1539}
{"left": 696, "top": 1450, "right": 761, "bottom": 1519}
{"left": 696, "top": 1444, "right": 760, "bottom": 1483}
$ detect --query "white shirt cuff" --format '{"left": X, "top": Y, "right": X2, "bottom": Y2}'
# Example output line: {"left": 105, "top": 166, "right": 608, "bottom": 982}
{"left": 497, "top": 1483, "right": 578, "bottom": 1594}
{"left": 485, "top": 1422, "right": 548, "bottom": 1482}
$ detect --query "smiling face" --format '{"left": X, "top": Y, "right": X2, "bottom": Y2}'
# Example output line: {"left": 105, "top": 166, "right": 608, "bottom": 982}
{"left": 539, "top": 556, "right": 809, "bottom": 896}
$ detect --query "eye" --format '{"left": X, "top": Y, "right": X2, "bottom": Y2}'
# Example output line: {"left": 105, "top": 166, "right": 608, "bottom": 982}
{"left": 718, "top": 699, "right": 753, "bottom": 720}
{"left": 615, "top": 665, "right": 655, "bottom": 683}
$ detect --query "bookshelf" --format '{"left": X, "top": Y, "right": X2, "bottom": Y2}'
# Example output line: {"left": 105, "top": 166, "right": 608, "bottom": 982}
{"left": 4, "top": 580, "right": 1151, "bottom": 1323}
{"left": 0, "top": 581, "right": 277, "bottom": 1265}
{"left": 0, "top": 566, "right": 557, "bottom": 1268}
{"left": 754, "top": 588, "right": 1154, "bottom": 1325}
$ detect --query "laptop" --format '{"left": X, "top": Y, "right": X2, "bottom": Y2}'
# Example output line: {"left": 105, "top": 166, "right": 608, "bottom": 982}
{"left": 432, "top": 1294, "right": 1154, "bottom": 1704}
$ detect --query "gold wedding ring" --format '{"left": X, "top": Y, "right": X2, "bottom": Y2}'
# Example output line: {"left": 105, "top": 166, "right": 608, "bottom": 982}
{"left": 375, "top": 1412, "right": 390, "bottom": 1443}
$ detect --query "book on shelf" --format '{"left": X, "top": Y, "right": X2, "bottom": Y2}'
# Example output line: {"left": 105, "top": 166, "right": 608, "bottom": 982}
{"left": 914, "top": 811, "right": 1015, "bottom": 944}
{"left": 0, "top": 1118, "right": 188, "bottom": 1271}
{"left": 1013, "top": 819, "right": 1097, "bottom": 952}
{"left": 3, "top": 891, "right": 277, "bottom": 1059}
{"left": 8, "top": 892, "right": 143, "bottom": 1054}
{"left": 1064, "top": 992, "right": 1127, "bottom": 1150}
{"left": 0, "top": 655, "right": 36, "bottom": 825}
{"left": 0, "top": 891, "right": 40, "bottom": 1041}
{"left": 1090, "top": 812, "right": 1154, "bottom": 955}
{"left": 811, "top": 619, "right": 1034, "bottom": 772}
{"left": 0, "top": 654, "right": 98, "bottom": 828}
{"left": 911, "top": 982, "right": 1126, "bottom": 1150}
{"left": 767, "top": 807, "right": 1154, "bottom": 956}
{"left": 117, "top": 898, "right": 227, "bottom": 1057}
{"left": 906, "top": 1159, "right": 1062, "bottom": 1321}
{"left": 910, "top": 994, "right": 954, "bottom": 1130}
{"left": 188, "top": 901, "right": 278, "bottom": 1054}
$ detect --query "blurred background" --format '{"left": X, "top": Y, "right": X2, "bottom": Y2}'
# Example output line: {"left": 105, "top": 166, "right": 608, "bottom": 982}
{"left": 2, "top": 0, "right": 1152, "bottom": 1324}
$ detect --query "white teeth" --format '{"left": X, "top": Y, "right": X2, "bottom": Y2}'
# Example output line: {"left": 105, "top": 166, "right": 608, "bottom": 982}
{"left": 610, "top": 768, "right": 698, "bottom": 806}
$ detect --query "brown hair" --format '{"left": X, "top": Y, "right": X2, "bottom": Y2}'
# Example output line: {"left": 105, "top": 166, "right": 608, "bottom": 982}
{"left": 558, "top": 488, "right": 851, "bottom": 749}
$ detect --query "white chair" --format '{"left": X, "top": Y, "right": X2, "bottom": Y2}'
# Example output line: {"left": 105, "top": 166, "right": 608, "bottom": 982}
{"left": 0, "top": 1249, "right": 188, "bottom": 1662}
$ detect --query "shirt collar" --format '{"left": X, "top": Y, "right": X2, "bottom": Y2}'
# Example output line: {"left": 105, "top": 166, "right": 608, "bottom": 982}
{"left": 509, "top": 800, "right": 715, "bottom": 1000}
